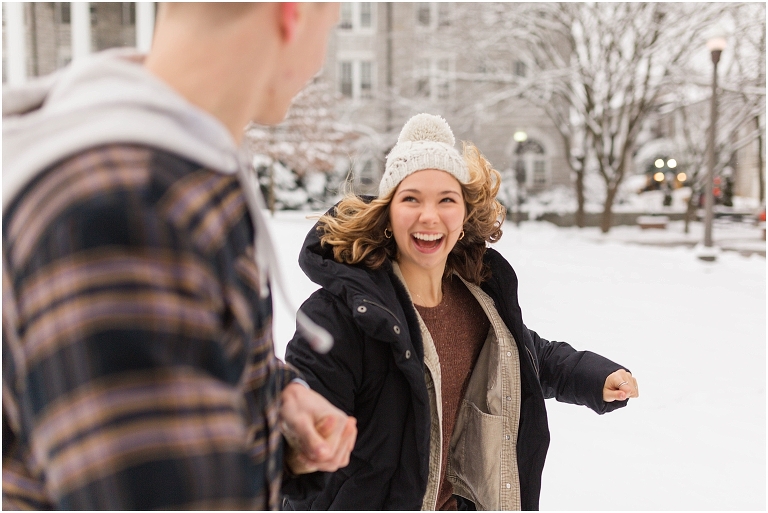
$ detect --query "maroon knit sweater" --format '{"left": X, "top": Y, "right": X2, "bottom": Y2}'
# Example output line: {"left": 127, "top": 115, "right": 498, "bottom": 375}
{"left": 414, "top": 276, "right": 490, "bottom": 510}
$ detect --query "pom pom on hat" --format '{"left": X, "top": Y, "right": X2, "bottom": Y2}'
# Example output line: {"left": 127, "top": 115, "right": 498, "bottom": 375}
{"left": 397, "top": 113, "right": 456, "bottom": 146}
{"left": 380, "top": 113, "right": 469, "bottom": 198}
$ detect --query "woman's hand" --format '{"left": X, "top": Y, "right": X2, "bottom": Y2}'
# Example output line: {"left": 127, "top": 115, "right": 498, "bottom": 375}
{"left": 603, "top": 369, "right": 639, "bottom": 402}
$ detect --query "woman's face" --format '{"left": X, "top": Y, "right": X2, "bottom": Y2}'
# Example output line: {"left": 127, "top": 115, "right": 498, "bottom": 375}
{"left": 389, "top": 169, "right": 466, "bottom": 275}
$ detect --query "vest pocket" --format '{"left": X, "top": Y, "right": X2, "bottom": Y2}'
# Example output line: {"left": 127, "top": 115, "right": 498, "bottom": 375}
{"left": 449, "top": 399, "right": 503, "bottom": 510}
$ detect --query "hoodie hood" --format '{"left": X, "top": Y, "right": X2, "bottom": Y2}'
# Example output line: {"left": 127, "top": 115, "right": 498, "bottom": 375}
{"left": 2, "top": 48, "right": 333, "bottom": 353}
{"left": 2, "top": 48, "right": 240, "bottom": 211}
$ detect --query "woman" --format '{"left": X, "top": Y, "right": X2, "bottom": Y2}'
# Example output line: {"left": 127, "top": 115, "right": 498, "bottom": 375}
{"left": 282, "top": 114, "right": 639, "bottom": 511}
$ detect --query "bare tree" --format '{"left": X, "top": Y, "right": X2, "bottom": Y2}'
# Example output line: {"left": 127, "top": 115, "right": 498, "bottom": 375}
{"left": 665, "top": 3, "right": 766, "bottom": 232}
{"left": 727, "top": 3, "right": 766, "bottom": 203}
{"left": 407, "top": 3, "right": 733, "bottom": 230}
{"left": 499, "top": 3, "right": 735, "bottom": 232}
{"left": 245, "top": 79, "right": 360, "bottom": 212}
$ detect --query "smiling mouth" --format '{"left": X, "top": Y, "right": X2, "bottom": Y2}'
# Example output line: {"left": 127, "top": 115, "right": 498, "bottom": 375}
{"left": 412, "top": 233, "right": 444, "bottom": 251}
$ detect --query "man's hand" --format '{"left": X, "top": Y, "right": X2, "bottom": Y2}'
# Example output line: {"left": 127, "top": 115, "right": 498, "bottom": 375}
{"left": 279, "top": 383, "right": 357, "bottom": 475}
{"left": 603, "top": 369, "right": 639, "bottom": 402}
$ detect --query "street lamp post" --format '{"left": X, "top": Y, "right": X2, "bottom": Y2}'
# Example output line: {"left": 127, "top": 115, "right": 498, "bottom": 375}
{"left": 700, "top": 35, "right": 727, "bottom": 262}
{"left": 513, "top": 130, "right": 528, "bottom": 227}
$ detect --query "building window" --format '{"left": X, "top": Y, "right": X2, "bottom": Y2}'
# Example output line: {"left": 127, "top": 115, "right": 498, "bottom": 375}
{"left": 533, "top": 160, "right": 547, "bottom": 186}
{"left": 339, "top": 59, "right": 375, "bottom": 100}
{"left": 415, "top": 57, "right": 453, "bottom": 101}
{"left": 360, "top": 61, "right": 373, "bottom": 99}
{"left": 436, "top": 58, "right": 450, "bottom": 99}
{"left": 416, "top": 3, "right": 431, "bottom": 26}
{"left": 121, "top": 2, "right": 136, "bottom": 26}
{"left": 415, "top": 58, "right": 430, "bottom": 97}
{"left": 515, "top": 139, "right": 548, "bottom": 189}
{"left": 56, "top": 2, "right": 71, "bottom": 24}
{"left": 416, "top": 3, "right": 450, "bottom": 30}
{"left": 339, "top": 3, "right": 353, "bottom": 29}
{"left": 438, "top": 3, "right": 451, "bottom": 27}
{"left": 514, "top": 60, "right": 527, "bottom": 78}
{"left": 360, "top": 3, "right": 372, "bottom": 28}
{"left": 339, "top": 3, "right": 374, "bottom": 32}
{"left": 340, "top": 61, "right": 353, "bottom": 97}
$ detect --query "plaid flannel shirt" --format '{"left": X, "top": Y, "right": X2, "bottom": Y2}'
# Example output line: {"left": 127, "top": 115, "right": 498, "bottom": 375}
{"left": 2, "top": 144, "right": 298, "bottom": 509}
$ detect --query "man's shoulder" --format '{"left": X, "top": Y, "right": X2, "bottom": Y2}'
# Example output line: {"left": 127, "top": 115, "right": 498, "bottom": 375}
{"left": 3, "top": 143, "right": 242, "bottom": 268}
{"left": 4, "top": 143, "right": 197, "bottom": 215}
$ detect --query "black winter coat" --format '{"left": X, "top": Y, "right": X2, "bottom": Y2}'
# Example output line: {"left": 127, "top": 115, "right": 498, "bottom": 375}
{"left": 282, "top": 220, "right": 627, "bottom": 511}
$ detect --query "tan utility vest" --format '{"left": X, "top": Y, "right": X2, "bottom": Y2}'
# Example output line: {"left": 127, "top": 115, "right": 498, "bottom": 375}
{"left": 392, "top": 264, "right": 522, "bottom": 511}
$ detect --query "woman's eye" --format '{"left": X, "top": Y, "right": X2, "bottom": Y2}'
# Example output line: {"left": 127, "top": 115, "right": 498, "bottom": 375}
{"left": 440, "top": 197, "right": 456, "bottom": 203}
{"left": 403, "top": 196, "right": 417, "bottom": 202}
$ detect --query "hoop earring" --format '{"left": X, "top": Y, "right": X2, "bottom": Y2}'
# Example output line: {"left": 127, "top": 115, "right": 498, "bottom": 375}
{"left": 384, "top": 228, "right": 392, "bottom": 239}
{"left": 458, "top": 230, "right": 465, "bottom": 241}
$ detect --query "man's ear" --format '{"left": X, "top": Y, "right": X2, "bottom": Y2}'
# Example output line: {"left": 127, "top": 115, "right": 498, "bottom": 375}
{"left": 279, "top": 3, "right": 299, "bottom": 43}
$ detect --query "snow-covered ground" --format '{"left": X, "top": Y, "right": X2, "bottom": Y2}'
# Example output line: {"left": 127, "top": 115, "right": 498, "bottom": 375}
{"left": 265, "top": 211, "right": 765, "bottom": 511}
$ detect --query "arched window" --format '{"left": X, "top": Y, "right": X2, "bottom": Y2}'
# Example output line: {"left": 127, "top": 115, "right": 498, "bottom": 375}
{"left": 514, "top": 139, "right": 548, "bottom": 189}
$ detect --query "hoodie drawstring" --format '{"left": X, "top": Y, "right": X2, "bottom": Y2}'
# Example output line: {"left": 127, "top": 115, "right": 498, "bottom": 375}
{"left": 235, "top": 155, "right": 333, "bottom": 354}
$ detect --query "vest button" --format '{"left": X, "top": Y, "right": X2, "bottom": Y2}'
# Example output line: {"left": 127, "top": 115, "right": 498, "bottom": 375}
{"left": 505, "top": 483, "right": 511, "bottom": 489}
{"left": 506, "top": 351, "right": 512, "bottom": 357}
{"left": 393, "top": 325, "right": 401, "bottom": 334}
{"left": 505, "top": 434, "right": 510, "bottom": 440}
{"left": 357, "top": 305, "right": 367, "bottom": 313}
{"left": 506, "top": 396, "right": 512, "bottom": 401}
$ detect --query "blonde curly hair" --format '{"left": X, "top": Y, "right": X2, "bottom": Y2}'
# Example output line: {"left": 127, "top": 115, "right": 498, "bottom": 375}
{"left": 318, "top": 142, "right": 506, "bottom": 284}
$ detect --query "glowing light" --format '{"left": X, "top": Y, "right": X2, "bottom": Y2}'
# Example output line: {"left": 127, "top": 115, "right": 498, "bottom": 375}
{"left": 677, "top": 172, "right": 687, "bottom": 182}
{"left": 706, "top": 36, "right": 727, "bottom": 52}
{"left": 667, "top": 159, "right": 677, "bottom": 169}
{"left": 513, "top": 131, "right": 528, "bottom": 142}
{"left": 654, "top": 172, "right": 665, "bottom": 182}
{"left": 655, "top": 159, "right": 665, "bottom": 168}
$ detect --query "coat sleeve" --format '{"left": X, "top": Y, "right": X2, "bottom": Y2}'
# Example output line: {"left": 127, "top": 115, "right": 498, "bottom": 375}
{"left": 281, "top": 291, "right": 365, "bottom": 507}
{"left": 284, "top": 291, "right": 363, "bottom": 415}
{"left": 526, "top": 326, "right": 629, "bottom": 414}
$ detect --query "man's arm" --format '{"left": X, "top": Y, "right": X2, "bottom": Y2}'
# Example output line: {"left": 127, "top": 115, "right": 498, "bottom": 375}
{"left": 3, "top": 162, "right": 279, "bottom": 509}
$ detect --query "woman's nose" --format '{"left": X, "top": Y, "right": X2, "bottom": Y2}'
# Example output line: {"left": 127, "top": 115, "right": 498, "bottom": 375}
{"left": 418, "top": 203, "right": 439, "bottom": 224}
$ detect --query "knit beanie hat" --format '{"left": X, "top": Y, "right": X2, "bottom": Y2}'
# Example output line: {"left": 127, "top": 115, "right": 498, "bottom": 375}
{"left": 379, "top": 113, "right": 469, "bottom": 198}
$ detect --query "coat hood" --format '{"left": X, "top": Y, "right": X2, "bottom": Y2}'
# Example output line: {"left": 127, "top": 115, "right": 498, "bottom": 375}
{"left": 2, "top": 48, "right": 240, "bottom": 212}
{"left": 298, "top": 202, "right": 422, "bottom": 348}
{"left": 299, "top": 204, "right": 396, "bottom": 314}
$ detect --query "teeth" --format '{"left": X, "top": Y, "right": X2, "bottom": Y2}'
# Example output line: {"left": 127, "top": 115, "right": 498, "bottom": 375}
{"left": 413, "top": 233, "right": 444, "bottom": 241}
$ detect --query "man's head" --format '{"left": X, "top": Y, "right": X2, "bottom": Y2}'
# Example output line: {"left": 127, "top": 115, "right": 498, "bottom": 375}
{"left": 249, "top": 3, "right": 340, "bottom": 124}
{"left": 147, "top": 3, "right": 340, "bottom": 139}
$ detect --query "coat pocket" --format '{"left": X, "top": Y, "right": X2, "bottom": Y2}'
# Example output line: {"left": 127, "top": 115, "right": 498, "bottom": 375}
{"left": 449, "top": 399, "right": 503, "bottom": 510}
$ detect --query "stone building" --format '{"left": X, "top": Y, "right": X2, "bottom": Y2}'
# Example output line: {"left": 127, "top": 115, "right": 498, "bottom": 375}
{"left": 4, "top": 2, "right": 761, "bottom": 204}
{"left": 2, "top": 2, "right": 155, "bottom": 83}
{"left": 325, "top": 2, "right": 568, "bottom": 196}
{"left": 1, "top": 2, "right": 571, "bottom": 199}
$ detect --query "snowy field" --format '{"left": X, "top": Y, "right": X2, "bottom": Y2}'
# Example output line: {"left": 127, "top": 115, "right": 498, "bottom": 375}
{"left": 265, "top": 211, "right": 766, "bottom": 511}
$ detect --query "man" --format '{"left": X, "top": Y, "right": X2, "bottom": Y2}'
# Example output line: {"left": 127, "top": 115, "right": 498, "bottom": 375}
{"left": 2, "top": 3, "right": 354, "bottom": 509}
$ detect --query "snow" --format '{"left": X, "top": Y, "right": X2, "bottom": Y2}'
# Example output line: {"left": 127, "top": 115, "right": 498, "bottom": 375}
{"left": 264, "top": 211, "right": 765, "bottom": 511}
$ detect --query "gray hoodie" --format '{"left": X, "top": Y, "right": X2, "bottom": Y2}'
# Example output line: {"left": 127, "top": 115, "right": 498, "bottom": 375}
{"left": 2, "top": 48, "right": 331, "bottom": 352}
